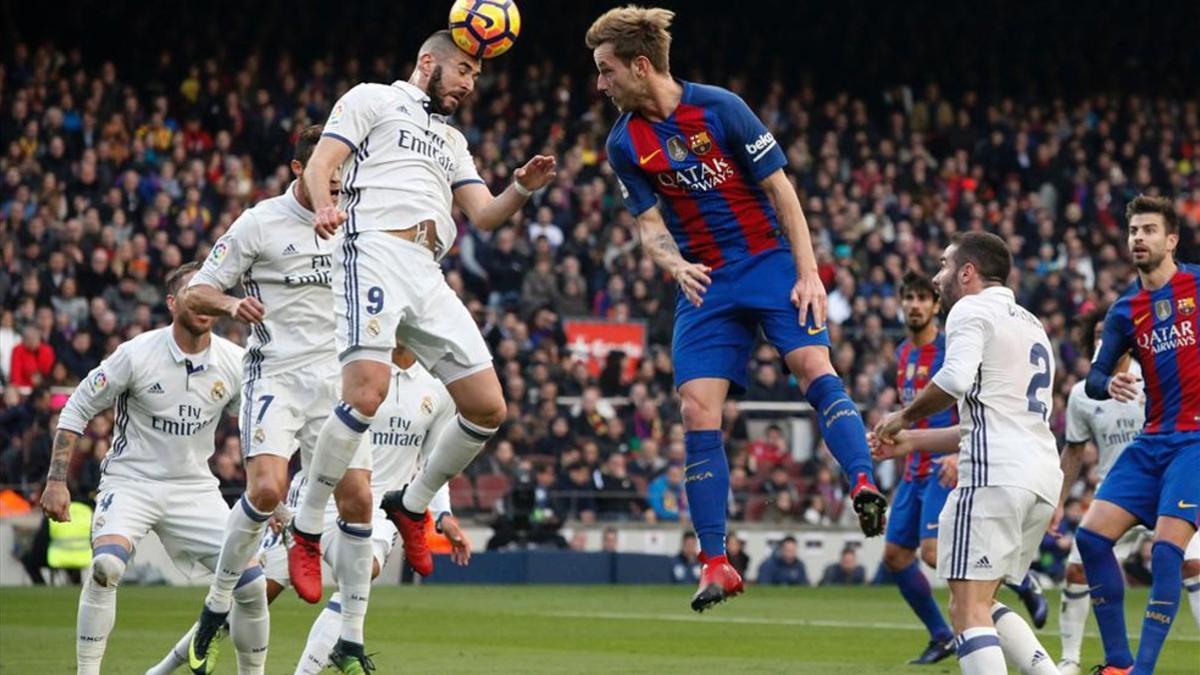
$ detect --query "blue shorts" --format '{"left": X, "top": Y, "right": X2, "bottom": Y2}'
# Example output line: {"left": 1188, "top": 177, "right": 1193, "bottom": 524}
{"left": 1096, "top": 430, "right": 1199, "bottom": 529}
{"left": 672, "top": 248, "right": 829, "bottom": 394}
{"left": 885, "top": 474, "right": 953, "bottom": 549}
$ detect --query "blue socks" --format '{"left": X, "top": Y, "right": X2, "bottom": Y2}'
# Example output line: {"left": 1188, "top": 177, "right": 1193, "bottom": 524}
{"left": 804, "top": 374, "right": 875, "bottom": 482}
{"left": 894, "top": 560, "right": 953, "bottom": 642}
{"left": 1076, "top": 527, "right": 1133, "bottom": 668}
{"left": 683, "top": 430, "right": 730, "bottom": 558}
{"left": 1133, "top": 541, "right": 1184, "bottom": 674}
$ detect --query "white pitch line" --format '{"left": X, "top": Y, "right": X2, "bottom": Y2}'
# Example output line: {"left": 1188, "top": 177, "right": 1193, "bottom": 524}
{"left": 537, "top": 609, "right": 1200, "bottom": 644}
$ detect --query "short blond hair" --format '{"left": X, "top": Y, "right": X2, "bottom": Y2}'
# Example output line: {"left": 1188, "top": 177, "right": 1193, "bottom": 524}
{"left": 585, "top": 5, "right": 674, "bottom": 73}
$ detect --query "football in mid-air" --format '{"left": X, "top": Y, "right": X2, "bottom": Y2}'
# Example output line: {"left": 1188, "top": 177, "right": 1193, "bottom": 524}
{"left": 449, "top": 0, "right": 521, "bottom": 59}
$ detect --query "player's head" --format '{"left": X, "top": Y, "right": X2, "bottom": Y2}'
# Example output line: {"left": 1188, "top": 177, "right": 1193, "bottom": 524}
{"left": 1077, "top": 304, "right": 1109, "bottom": 359}
{"left": 1125, "top": 194, "right": 1179, "bottom": 274}
{"left": 292, "top": 124, "right": 339, "bottom": 205}
{"left": 935, "top": 232, "right": 1012, "bottom": 310}
{"left": 164, "top": 262, "right": 212, "bottom": 335}
{"left": 413, "top": 30, "right": 481, "bottom": 116}
{"left": 586, "top": 5, "right": 674, "bottom": 113}
{"left": 898, "top": 270, "right": 939, "bottom": 334}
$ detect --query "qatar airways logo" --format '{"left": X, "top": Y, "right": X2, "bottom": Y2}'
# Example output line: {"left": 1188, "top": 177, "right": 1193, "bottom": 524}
{"left": 1138, "top": 320, "right": 1196, "bottom": 354}
{"left": 656, "top": 156, "right": 735, "bottom": 192}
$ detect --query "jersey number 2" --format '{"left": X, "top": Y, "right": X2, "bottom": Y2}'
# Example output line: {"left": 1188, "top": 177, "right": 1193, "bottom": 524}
{"left": 1025, "top": 344, "right": 1051, "bottom": 421}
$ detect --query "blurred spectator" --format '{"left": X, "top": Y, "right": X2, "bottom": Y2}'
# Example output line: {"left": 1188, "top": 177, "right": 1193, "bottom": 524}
{"left": 601, "top": 526, "right": 619, "bottom": 553}
{"left": 671, "top": 532, "right": 701, "bottom": 584}
{"left": 747, "top": 424, "right": 789, "bottom": 468}
{"left": 554, "top": 462, "right": 597, "bottom": 523}
{"left": 9, "top": 325, "right": 54, "bottom": 388}
{"left": 757, "top": 536, "right": 809, "bottom": 586}
{"left": 593, "top": 453, "right": 645, "bottom": 521}
{"left": 726, "top": 532, "right": 750, "bottom": 578}
{"left": 569, "top": 530, "right": 588, "bottom": 552}
{"left": 820, "top": 547, "right": 867, "bottom": 586}
{"left": 647, "top": 464, "right": 687, "bottom": 522}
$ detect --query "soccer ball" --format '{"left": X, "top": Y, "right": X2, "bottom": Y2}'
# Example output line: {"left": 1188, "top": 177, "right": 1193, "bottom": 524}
{"left": 448, "top": 0, "right": 521, "bottom": 60}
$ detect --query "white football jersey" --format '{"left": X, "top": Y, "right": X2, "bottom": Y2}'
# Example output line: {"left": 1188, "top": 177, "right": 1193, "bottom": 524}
{"left": 57, "top": 327, "right": 244, "bottom": 486}
{"left": 931, "top": 286, "right": 1063, "bottom": 503}
{"left": 288, "top": 360, "right": 455, "bottom": 515}
{"left": 322, "top": 81, "right": 483, "bottom": 258}
{"left": 190, "top": 182, "right": 339, "bottom": 381}
{"left": 1064, "top": 361, "right": 1144, "bottom": 481}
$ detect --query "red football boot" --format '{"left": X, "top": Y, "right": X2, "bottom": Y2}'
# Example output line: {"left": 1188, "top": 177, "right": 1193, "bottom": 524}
{"left": 1089, "top": 666, "right": 1132, "bottom": 675}
{"left": 380, "top": 488, "right": 434, "bottom": 577}
{"left": 691, "top": 553, "right": 744, "bottom": 613}
{"left": 287, "top": 525, "right": 323, "bottom": 604}
{"left": 850, "top": 473, "right": 888, "bottom": 537}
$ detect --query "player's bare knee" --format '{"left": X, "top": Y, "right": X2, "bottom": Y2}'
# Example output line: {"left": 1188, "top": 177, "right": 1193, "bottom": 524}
{"left": 679, "top": 392, "right": 720, "bottom": 430}
{"left": 1065, "top": 563, "right": 1087, "bottom": 585}
{"left": 345, "top": 388, "right": 385, "bottom": 418}
{"left": 334, "top": 477, "right": 373, "bottom": 522}
{"left": 246, "top": 477, "right": 284, "bottom": 512}
{"left": 461, "top": 397, "right": 505, "bottom": 430}
{"left": 1183, "top": 558, "right": 1200, "bottom": 579}
{"left": 882, "top": 544, "right": 914, "bottom": 572}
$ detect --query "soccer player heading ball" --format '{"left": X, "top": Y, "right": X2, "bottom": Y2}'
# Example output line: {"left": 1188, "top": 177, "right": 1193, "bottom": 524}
{"left": 585, "top": 6, "right": 888, "bottom": 613}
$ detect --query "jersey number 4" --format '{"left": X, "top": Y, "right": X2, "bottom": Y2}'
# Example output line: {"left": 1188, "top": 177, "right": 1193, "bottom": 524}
{"left": 1025, "top": 344, "right": 1051, "bottom": 421}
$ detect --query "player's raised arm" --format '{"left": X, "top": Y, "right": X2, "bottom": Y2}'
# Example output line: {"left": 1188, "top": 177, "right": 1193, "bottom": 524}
{"left": 760, "top": 169, "right": 826, "bottom": 327}
{"left": 1085, "top": 308, "right": 1137, "bottom": 401}
{"left": 452, "top": 154, "right": 557, "bottom": 231}
{"left": 308, "top": 84, "right": 379, "bottom": 238}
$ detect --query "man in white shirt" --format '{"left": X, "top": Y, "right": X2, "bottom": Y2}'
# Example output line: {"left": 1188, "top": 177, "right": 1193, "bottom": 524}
{"left": 180, "top": 126, "right": 371, "bottom": 674}
{"left": 288, "top": 30, "right": 556, "bottom": 670}
{"left": 875, "top": 232, "right": 1061, "bottom": 675}
{"left": 40, "top": 263, "right": 268, "bottom": 675}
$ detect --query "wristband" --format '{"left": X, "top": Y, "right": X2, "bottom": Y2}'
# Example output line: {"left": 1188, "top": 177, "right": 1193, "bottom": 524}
{"left": 513, "top": 180, "right": 533, "bottom": 197}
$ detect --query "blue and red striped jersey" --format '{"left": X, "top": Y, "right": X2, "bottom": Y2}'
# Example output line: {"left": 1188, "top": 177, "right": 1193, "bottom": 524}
{"left": 605, "top": 80, "right": 788, "bottom": 269}
{"left": 895, "top": 333, "right": 958, "bottom": 481}
{"left": 1087, "top": 262, "right": 1200, "bottom": 434}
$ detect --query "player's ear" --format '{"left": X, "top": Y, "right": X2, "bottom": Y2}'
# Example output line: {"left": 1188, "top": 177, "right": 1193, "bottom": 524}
{"left": 290, "top": 159, "right": 303, "bottom": 178}
{"left": 630, "top": 54, "right": 651, "bottom": 78}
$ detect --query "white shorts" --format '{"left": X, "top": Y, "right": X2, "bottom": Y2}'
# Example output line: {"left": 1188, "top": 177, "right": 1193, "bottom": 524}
{"left": 938, "top": 485, "right": 1054, "bottom": 584}
{"left": 333, "top": 231, "right": 491, "bottom": 383}
{"left": 241, "top": 367, "right": 343, "bottom": 468}
{"left": 1067, "top": 525, "right": 1147, "bottom": 566}
{"left": 258, "top": 495, "right": 397, "bottom": 586}
{"left": 1189, "top": 531, "right": 1200, "bottom": 560}
{"left": 92, "top": 477, "right": 229, "bottom": 571}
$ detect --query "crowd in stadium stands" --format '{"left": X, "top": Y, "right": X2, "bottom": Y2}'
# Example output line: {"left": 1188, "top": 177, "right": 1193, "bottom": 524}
{"left": 2, "top": 30, "right": 1199, "bottom": 536}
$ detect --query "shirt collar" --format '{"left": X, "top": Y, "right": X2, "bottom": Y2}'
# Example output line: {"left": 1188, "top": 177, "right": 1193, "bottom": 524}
{"left": 392, "top": 80, "right": 430, "bottom": 104}
{"left": 981, "top": 285, "right": 1014, "bottom": 300}
{"left": 166, "top": 328, "right": 211, "bottom": 367}
{"left": 285, "top": 180, "right": 313, "bottom": 217}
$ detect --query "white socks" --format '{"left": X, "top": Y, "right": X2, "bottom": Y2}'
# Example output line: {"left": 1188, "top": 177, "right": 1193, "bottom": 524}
{"left": 1186, "top": 575, "right": 1200, "bottom": 630}
{"left": 956, "top": 626, "right": 1006, "bottom": 675}
{"left": 230, "top": 572, "right": 270, "bottom": 675}
{"left": 295, "top": 595, "right": 344, "bottom": 675}
{"left": 295, "top": 402, "right": 372, "bottom": 534}
{"left": 206, "top": 495, "right": 272, "bottom": 614}
{"left": 992, "top": 602, "right": 1057, "bottom": 675}
{"left": 334, "top": 522, "right": 373, "bottom": 644}
{"left": 76, "top": 575, "right": 118, "bottom": 675}
{"left": 402, "top": 415, "right": 495, "bottom": 513}
{"left": 1059, "top": 582, "right": 1090, "bottom": 664}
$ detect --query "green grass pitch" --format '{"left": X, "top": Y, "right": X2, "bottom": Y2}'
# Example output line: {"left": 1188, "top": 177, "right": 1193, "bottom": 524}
{"left": 1, "top": 585, "right": 1197, "bottom": 673}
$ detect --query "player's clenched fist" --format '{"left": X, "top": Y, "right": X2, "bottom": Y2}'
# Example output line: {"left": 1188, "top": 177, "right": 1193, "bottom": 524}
{"left": 224, "top": 296, "right": 265, "bottom": 323}
{"left": 313, "top": 205, "right": 347, "bottom": 239}
{"left": 40, "top": 481, "right": 72, "bottom": 522}
{"left": 672, "top": 261, "right": 712, "bottom": 307}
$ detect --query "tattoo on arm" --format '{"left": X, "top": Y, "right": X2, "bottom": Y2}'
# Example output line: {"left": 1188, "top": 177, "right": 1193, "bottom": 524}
{"left": 47, "top": 431, "right": 79, "bottom": 482}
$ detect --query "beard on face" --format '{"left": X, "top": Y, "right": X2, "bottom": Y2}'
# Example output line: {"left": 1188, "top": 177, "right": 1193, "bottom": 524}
{"left": 427, "top": 65, "right": 458, "bottom": 116}
{"left": 906, "top": 314, "right": 932, "bottom": 334}
{"left": 1134, "top": 245, "right": 1167, "bottom": 272}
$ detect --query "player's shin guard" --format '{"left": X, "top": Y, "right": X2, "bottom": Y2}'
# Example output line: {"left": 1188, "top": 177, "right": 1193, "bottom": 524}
{"left": 1186, "top": 574, "right": 1200, "bottom": 630}
{"left": 297, "top": 594, "right": 344, "bottom": 675}
{"left": 205, "top": 495, "right": 272, "bottom": 613}
{"left": 804, "top": 374, "right": 875, "bottom": 481}
{"left": 1059, "top": 582, "right": 1090, "bottom": 664}
{"left": 992, "top": 603, "right": 1056, "bottom": 674}
{"left": 295, "top": 401, "right": 373, "bottom": 535}
{"left": 334, "top": 521, "right": 373, "bottom": 644}
{"left": 1076, "top": 527, "right": 1133, "bottom": 668}
{"left": 402, "top": 414, "right": 496, "bottom": 513}
{"left": 230, "top": 568, "right": 270, "bottom": 675}
{"left": 895, "top": 560, "right": 953, "bottom": 642}
{"left": 77, "top": 545, "right": 126, "bottom": 675}
{"left": 683, "top": 430, "right": 730, "bottom": 557}
{"left": 955, "top": 627, "right": 1006, "bottom": 675}
{"left": 1132, "top": 541, "right": 1184, "bottom": 674}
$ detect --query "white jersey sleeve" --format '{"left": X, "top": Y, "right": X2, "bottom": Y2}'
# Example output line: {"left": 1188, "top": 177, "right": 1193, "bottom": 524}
{"left": 931, "top": 298, "right": 990, "bottom": 398}
{"left": 324, "top": 84, "right": 382, "bottom": 150}
{"left": 1064, "top": 383, "right": 1091, "bottom": 445}
{"left": 191, "top": 211, "right": 262, "bottom": 291}
{"left": 448, "top": 128, "right": 483, "bottom": 190}
{"left": 57, "top": 344, "right": 134, "bottom": 434}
